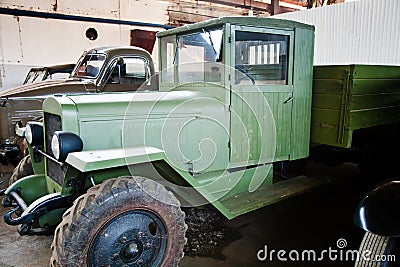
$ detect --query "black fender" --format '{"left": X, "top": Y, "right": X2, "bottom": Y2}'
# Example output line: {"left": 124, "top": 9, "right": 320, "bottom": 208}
{"left": 354, "top": 180, "right": 400, "bottom": 237}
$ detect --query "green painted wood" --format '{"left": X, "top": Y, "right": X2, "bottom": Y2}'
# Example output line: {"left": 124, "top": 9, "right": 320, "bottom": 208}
{"left": 311, "top": 64, "right": 400, "bottom": 148}
{"left": 351, "top": 93, "right": 400, "bottom": 110}
{"left": 312, "top": 94, "right": 342, "bottom": 110}
{"left": 311, "top": 108, "right": 341, "bottom": 125}
{"left": 230, "top": 91, "right": 294, "bottom": 163}
{"left": 313, "top": 65, "right": 351, "bottom": 79}
{"left": 229, "top": 23, "right": 298, "bottom": 165}
{"left": 350, "top": 106, "right": 400, "bottom": 130}
{"left": 313, "top": 79, "right": 343, "bottom": 95}
{"left": 352, "top": 79, "right": 400, "bottom": 94}
{"left": 264, "top": 92, "right": 292, "bottom": 158}
{"left": 290, "top": 27, "right": 314, "bottom": 160}
{"left": 310, "top": 126, "right": 352, "bottom": 148}
{"left": 353, "top": 65, "right": 400, "bottom": 79}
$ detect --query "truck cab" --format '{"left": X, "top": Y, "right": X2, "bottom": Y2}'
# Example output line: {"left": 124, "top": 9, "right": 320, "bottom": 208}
{"left": 157, "top": 17, "right": 315, "bottom": 166}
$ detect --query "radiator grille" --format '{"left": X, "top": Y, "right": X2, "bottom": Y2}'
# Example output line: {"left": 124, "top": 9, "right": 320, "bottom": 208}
{"left": 44, "top": 112, "right": 64, "bottom": 185}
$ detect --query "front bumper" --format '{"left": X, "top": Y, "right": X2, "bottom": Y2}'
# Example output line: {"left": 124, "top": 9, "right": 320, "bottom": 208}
{"left": 1, "top": 174, "right": 71, "bottom": 235}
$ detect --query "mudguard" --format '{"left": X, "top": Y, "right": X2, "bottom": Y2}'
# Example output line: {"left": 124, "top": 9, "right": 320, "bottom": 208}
{"left": 66, "top": 145, "right": 165, "bottom": 172}
{"left": 354, "top": 180, "right": 400, "bottom": 237}
{"left": 4, "top": 174, "right": 48, "bottom": 205}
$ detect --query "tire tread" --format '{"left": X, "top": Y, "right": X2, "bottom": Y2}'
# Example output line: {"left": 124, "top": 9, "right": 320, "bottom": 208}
{"left": 50, "top": 177, "right": 186, "bottom": 267}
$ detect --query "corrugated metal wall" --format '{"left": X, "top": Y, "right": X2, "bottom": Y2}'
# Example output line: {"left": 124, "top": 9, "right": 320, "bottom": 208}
{"left": 274, "top": 0, "right": 400, "bottom": 66}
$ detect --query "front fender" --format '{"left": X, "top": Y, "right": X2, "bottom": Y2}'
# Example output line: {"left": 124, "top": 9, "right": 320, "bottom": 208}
{"left": 354, "top": 180, "right": 400, "bottom": 237}
{"left": 66, "top": 145, "right": 165, "bottom": 172}
{"left": 5, "top": 174, "right": 48, "bottom": 206}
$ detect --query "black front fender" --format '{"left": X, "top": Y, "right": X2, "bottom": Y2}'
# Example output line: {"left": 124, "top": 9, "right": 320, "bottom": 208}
{"left": 355, "top": 180, "right": 400, "bottom": 237}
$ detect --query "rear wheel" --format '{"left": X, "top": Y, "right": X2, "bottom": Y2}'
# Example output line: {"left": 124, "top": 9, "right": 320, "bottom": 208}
{"left": 355, "top": 232, "right": 399, "bottom": 267}
{"left": 9, "top": 155, "right": 33, "bottom": 186}
{"left": 50, "top": 177, "right": 187, "bottom": 267}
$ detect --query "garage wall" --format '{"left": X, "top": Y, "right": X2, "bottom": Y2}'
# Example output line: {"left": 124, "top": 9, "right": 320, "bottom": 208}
{"left": 0, "top": 0, "right": 170, "bottom": 91}
{"left": 273, "top": 0, "right": 400, "bottom": 66}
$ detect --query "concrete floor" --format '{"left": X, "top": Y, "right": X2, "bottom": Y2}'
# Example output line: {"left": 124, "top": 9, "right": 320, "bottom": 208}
{"left": 0, "top": 161, "right": 387, "bottom": 266}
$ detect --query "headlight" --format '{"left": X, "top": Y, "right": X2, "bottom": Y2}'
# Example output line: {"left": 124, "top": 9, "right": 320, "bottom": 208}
{"left": 51, "top": 131, "right": 83, "bottom": 161}
{"left": 25, "top": 122, "right": 43, "bottom": 146}
{"left": 51, "top": 134, "right": 60, "bottom": 160}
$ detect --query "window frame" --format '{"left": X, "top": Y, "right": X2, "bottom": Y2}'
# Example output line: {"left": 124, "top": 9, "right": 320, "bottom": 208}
{"left": 72, "top": 52, "right": 107, "bottom": 79}
{"left": 159, "top": 35, "right": 176, "bottom": 85}
{"left": 100, "top": 55, "right": 151, "bottom": 86}
{"left": 230, "top": 25, "right": 294, "bottom": 92}
{"left": 159, "top": 26, "right": 225, "bottom": 86}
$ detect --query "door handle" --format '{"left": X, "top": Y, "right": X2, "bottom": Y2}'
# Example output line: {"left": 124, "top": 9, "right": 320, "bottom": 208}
{"left": 283, "top": 95, "right": 294, "bottom": 104}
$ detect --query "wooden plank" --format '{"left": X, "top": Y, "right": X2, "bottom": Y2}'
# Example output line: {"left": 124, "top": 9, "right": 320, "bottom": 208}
{"left": 351, "top": 93, "right": 400, "bottom": 110}
{"left": 219, "top": 175, "right": 328, "bottom": 219}
{"left": 314, "top": 65, "right": 400, "bottom": 80}
{"left": 313, "top": 79, "right": 343, "bottom": 95}
{"left": 312, "top": 94, "right": 342, "bottom": 109}
{"left": 352, "top": 79, "right": 400, "bottom": 94}
{"left": 310, "top": 125, "right": 352, "bottom": 148}
{"left": 350, "top": 106, "right": 400, "bottom": 130}
{"left": 311, "top": 108, "right": 341, "bottom": 125}
{"left": 313, "top": 65, "right": 349, "bottom": 79}
{"left": 353, "top": 65, "right": 400, "bottom": 79}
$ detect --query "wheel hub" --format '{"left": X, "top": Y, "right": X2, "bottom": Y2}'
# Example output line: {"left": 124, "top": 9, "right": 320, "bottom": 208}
{"left": 120, "top": 241, "right": 143, "bottom": 263}
{"left": 88, "top": 209, "right": 167, "bottom": 266}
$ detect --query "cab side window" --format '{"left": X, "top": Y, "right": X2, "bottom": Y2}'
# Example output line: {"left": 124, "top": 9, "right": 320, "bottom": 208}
{"left": 235, "top": 31, "right": 289, "bottom": 85}
{"left": 107, "top": 57, "right": 149, "bottom": 85}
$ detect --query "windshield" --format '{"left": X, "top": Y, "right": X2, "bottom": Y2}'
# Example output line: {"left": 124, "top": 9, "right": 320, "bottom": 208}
{"left": 174, "top": 28, "right": 223, "bottom": 83}
{"left": 72, "top": 53, "right": 106, "bottom": 78}
{"left": 23, "top": 69, "right": 47, "bottom": 84}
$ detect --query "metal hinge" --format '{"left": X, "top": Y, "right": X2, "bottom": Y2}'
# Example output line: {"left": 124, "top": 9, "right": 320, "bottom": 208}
{"left": 337, "top": 69, "right": 352, "bottom": 144}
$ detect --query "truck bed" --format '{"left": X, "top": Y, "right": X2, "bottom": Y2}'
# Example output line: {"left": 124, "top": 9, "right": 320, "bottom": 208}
{"left": 311, "top": 65, "right": 400, "bottom": 148}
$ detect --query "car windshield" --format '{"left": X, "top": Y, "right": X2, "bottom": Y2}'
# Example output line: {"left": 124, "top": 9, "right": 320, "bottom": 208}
{"left": 72, "top": 53, "right": 106, "bottom": 78}
{"left": 23, "top": 68, "right": 47, "bottom": 84}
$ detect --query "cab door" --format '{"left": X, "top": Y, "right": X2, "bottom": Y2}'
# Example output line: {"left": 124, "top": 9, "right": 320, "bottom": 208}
{"left": 229, "top": 25, "right": 294, "bottom": 166}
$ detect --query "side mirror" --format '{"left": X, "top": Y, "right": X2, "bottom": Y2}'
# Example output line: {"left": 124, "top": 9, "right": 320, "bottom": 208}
{"left": 117, "top": 57, "right": 124, "bottom": 66}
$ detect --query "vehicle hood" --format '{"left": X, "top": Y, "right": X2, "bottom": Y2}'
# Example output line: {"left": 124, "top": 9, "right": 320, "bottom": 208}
{"left": 0, "top": 78, "right": 93, "bottom": 98}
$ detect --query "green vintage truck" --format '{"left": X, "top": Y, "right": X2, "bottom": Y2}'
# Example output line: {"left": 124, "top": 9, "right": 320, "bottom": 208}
{"left": 1, "top": 16, "right": 399, "bottom": 266}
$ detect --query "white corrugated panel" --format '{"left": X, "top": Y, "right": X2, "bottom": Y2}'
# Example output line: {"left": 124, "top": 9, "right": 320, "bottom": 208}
{"left": 274, "top": 0, "right": 400, "bottom": 66}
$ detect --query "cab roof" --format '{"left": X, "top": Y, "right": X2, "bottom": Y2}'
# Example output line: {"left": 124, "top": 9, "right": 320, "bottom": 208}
{"left": 86, "top": 46, "right": 151, "bottom": 59}
{"left": 157, "top": 16, "right": 314, "bottom": 38}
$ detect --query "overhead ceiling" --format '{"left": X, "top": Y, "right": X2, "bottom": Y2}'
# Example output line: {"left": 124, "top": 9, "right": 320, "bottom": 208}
{"left": 167, "top": 0, "right": 307, "bottom": 26}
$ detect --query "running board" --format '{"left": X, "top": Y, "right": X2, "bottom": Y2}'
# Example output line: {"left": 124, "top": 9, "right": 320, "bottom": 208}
{"left": 217, "top": 176, "right": 328, "bottom": 219}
